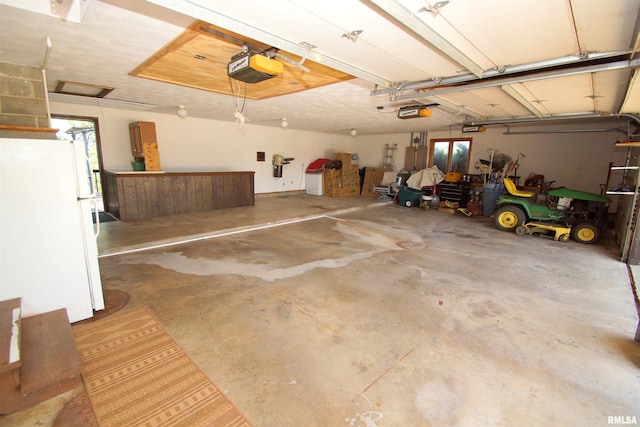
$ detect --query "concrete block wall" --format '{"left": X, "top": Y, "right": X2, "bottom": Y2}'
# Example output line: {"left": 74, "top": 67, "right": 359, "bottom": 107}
{"left": 0, "top": 62, "right": 48, "bottom": 128}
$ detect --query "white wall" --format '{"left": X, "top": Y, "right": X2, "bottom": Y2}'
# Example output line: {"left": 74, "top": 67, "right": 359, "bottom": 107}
{"left": 52, "top": 100, "right": 630, "bottom": 196}
{"left": 352, "top": 125, "right": 629, "bottom": 195}
{"left": 50, "top": 102, "right": 352, "bottom": 194}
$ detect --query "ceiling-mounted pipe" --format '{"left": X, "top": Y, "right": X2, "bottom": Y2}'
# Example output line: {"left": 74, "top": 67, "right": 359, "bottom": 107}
{"left": 503, "top": 128, "right": 626, "bottom": 135}
{"left": 393, "top": 59, "right": 640, "bottom": 102}
{"left": 618, "top": 113, "right": 640, "bottom": 128}
{"left": 469, "top": 112, "right": 611, "bottom": 126}
{"left": 371, "top": 50, "right": 631, "bottom": 96}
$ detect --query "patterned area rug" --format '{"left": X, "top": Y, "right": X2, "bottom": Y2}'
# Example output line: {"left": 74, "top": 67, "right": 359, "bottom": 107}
{"left": 72, "top": 307, "right": 252, "bottom": 427}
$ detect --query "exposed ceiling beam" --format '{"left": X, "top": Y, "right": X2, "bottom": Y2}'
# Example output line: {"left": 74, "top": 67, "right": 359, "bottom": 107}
{"left": 393, "top": 59, "right": 640, "bottom": 102}
{"left": 144, "top": 0, "right": 391, "bottom": 87}
{"left": 501, "top": 85, "right": 543, "bottom": 118}
{"left": 363, "top": 0, "right": 485, "bottom": 78}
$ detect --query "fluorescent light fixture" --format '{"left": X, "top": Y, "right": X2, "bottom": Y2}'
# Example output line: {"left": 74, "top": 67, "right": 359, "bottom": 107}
{"left": 48, "top": 92, "right": 157, "bottom": 111}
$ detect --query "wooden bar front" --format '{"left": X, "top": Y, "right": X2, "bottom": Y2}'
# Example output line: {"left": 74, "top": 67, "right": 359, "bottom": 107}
{"left": 104, "top": 171, "right": 255, "bottom": 221}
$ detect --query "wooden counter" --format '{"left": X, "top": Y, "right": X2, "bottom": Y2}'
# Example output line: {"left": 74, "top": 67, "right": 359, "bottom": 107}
{"left": 104, "top": 171, "right": 255, "bottom": 221}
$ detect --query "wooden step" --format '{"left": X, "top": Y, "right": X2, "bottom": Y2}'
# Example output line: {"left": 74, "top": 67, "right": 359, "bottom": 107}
{"left": 0, "top": 308, "right": 82, "bottom": 414}
{"left": 21, "top": 309, "right": 82, "bottom": 394}
{"left": 0, "top": 298, "right": 22, "bottom": 374}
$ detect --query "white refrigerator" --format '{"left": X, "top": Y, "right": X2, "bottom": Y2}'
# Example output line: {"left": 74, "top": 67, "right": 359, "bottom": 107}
{"left": 0, "top": 138, "right": 104, "bottom": 323}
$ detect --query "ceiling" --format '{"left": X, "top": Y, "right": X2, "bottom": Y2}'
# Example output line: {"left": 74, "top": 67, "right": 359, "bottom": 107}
{"left": 1, "top": 0, "right": 640, "bottom": 136}
{"left": 130, "top": 20, "right": 355, "bottom": 100}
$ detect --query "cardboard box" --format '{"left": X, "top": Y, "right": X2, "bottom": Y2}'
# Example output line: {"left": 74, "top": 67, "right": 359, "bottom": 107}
{"left": 361, "top": 167, "right": 391, "bottom": 197}
{"left": 324, "top": 169, "right": 341, "bottom": 179}
{"left": 335, "top": 152, "right": 356, "bottom": 165}
{"left": 340, "top": 186, "right": 360, "bottom": 196}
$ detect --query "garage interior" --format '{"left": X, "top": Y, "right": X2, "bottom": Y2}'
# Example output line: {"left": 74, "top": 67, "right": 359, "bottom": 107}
{"left": 1, "top": 0, "right": 640, "bottom": 426}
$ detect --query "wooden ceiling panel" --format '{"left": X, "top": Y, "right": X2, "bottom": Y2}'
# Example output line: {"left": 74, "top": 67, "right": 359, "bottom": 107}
{"left": 129, "top": 21, "right": 354, "bottom": 100}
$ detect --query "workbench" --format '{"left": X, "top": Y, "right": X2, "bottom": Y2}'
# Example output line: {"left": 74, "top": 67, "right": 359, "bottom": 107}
{"left": 103, "top": 171, "right": 255, "bottom": 221}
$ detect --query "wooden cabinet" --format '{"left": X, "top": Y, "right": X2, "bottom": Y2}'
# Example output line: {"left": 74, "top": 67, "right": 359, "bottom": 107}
{"left": 129, "top": 121, "right": 161, "bottom": 171}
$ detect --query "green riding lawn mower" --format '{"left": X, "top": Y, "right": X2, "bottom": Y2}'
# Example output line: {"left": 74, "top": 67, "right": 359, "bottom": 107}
{"left": 494, "top": 178, "right": 612, "bottom": 244}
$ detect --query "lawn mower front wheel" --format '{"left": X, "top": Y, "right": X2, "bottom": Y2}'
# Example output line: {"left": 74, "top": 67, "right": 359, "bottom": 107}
{"left": 495, "top": 205, "right": 526, "bottom": 232}
{"left": 571, "top": 222, "right": 601, "bottom": 244}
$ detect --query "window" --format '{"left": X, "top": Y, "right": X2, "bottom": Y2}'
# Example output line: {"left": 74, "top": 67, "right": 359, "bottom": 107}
{"left": 429, "top": 138, "right": 472, "bottom": 173}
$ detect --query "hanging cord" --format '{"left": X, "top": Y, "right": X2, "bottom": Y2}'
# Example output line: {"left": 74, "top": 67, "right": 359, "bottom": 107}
{"left": 229, "top": 77, "right": 248, "bottom": 123}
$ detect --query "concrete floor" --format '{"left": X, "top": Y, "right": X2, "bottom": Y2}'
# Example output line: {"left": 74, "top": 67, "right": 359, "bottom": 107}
{"left": 2, "top": 193, "right": 639, "bottom": 426}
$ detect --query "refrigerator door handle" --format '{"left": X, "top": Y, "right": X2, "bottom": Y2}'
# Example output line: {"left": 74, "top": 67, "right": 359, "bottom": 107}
{"left": 92, "top": 198, "right": 100, "bottom": 238}
{"left": 85, "top": 167, "right": 100, "bottom": 239}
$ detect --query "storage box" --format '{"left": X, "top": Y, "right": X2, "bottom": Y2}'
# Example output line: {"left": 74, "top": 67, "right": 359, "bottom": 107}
{"left": 444, "top": 172, "right": 462, "bottom": 182}
{"left": 335, "top": 152, "right": 356, "bottom": 166}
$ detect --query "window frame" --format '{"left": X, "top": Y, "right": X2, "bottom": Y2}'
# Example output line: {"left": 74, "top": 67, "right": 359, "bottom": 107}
{"left": 428, "top": 138, "right": 473, "bottom": 173}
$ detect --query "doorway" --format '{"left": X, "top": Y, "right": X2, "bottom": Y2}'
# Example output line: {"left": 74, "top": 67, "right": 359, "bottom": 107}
{"left": 51, "top": 115, "right": 108, "bottom": 216}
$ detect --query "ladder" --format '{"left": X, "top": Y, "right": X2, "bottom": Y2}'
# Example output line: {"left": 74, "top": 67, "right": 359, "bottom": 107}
{"left": 382, "top": 143, "right": 397, "bottom": 170}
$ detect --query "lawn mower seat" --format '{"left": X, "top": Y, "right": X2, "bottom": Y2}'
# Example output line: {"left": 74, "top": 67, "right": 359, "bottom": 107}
{"left": 504, "top": 178, "right": 535, "bottom": 198}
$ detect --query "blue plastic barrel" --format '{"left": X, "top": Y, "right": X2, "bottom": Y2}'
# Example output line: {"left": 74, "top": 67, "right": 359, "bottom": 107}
{"left": 482, "top": 183, "right": 505, "bottom": 216}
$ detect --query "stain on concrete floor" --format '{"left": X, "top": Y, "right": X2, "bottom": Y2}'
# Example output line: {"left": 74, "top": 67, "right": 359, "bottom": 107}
{"left": 2, "top": 198, "right": 638, "bottom": 427}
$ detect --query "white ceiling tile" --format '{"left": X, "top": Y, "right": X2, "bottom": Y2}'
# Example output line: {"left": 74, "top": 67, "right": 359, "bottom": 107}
{"left": 592, "top": 69, "right": 633, "bottom": 113}
{"left": 435, "top": 87, "right": 532, "bottom": 118}
{"left": 572, "top": 0, "right": 640, "bottom": 52}
{"left": 521, "top": 75, "right": 595, "bottom": 113}
{"left": 618, "top": 70, "right": 640, "bottom": 114}
{"left": 422, "top": 0, "right": 579, "bottom": 67}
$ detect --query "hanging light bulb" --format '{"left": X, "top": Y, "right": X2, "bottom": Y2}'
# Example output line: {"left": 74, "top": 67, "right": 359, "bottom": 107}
{"left": 176, "top": 105, "right": 188, "bottom": 118}
{"left": 350, "top": 128, "right": 357, "bottom": 136}
{"left": 281, "top": 118, "right": 288, "bottom": 128}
